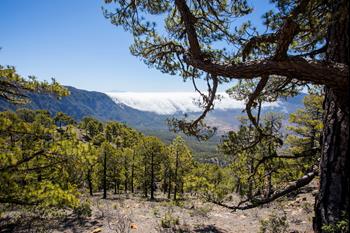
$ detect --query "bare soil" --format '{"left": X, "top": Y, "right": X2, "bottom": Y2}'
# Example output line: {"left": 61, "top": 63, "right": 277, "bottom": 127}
{"left": 0, "top": 188, "right": 316, "bottom": 233}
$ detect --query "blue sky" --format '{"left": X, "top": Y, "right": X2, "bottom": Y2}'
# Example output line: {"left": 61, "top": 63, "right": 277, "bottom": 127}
{"left": 0, "top": 0, "right": 271, "bottom": 92}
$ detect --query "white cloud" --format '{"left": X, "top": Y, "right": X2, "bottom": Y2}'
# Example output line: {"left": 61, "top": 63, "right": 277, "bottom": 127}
{"left": 106, "top": 92, "right": 280, "bottom": 115}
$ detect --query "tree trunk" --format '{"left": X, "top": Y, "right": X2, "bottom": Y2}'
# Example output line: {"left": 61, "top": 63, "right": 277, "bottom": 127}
{"left": 248, "top": 158, "right": 254, "bottom": 199}
{"left": 124, "top": 174, "right": 128, "bottom": 193}
{"left": 163, "top": 169, "right": 167, "bottom": 194}
{"left": 144, "top": 158, "right": 148, "bottom": 198}
{"left": 181, "top": 180, "right": 184, "bottom": 194}
{"left": 131, "top": 150, "right": 135, "bottom": 193}
{"left": 314, "top": 89, "right": 349, "bottom": 231}
{"left": 103, "top": 150, "right": 107, "bottom": 199}
{"left": 167, "top": 174, "right": 172, "bottom": 199}
{"left": 267, "top": 172, "right": 273, "bottom": 198}
{"left": 174, "top": 151, "right": 179, "bottom": 201}
{"left": 150, "top": 152, "right": 155, "bottom": 200}
{"left": 235, "top": 176, "right": 241, "bottom": 194}
{"left": 87, "top": 170, "right": 93, "bottom": 196}
{"left": 124, "top": 156, "right": 128, "bottom": 193}
{"left": 314, "top": 0, "right": 349, "bottom": 232}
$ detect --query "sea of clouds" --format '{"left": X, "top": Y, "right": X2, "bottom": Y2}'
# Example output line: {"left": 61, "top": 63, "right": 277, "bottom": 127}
{"left": 106, "top": 92, "right": 280, "bottom": 115}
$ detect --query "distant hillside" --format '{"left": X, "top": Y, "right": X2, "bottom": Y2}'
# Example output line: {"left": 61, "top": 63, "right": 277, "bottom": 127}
{"left": 0, "top": 86, "right": 167, "bottom": 130}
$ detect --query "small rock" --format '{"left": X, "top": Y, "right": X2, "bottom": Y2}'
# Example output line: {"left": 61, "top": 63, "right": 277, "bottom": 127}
{"left": 291, "top": 210, "right": 299, "bottom": 216}
{"left": 130, "top": 223, "right": 138, "bottom": 230}
{"left": 91, "top": 228, "right": 102, "bottom": 233}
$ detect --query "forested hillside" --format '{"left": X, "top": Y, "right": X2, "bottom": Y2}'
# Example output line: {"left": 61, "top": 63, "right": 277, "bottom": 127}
{"left": 0, "top": 72, "right": 327, "bottom": 232}
{"left": 0, "top": 86, "right": 166, "bottom": 130}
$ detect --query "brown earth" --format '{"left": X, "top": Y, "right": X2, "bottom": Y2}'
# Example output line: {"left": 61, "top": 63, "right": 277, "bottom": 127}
{"left": 0, "top": 187, "right": 316, "bottom": 233}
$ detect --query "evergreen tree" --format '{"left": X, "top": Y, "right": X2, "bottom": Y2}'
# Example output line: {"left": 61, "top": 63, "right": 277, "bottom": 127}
{"left": 103, "top": 1, "right": 349, "bottom": 230}
{"left": 168, "top": 136, "right": 193, "bottom": 200}
{"left": 139, "top": 136, "right": 166, "bottom": 200}
{"left": 0, "top": 65, "right": 68, "bottom": 104}
{"left": 104, "top": 0, "right": 350, "bottom": 229}
{"left": 0, "top": 110, "right": 80, "bottom": 209}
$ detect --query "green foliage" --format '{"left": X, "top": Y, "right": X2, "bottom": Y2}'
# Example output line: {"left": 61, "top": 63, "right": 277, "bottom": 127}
{"left": 0, "top": 107, "right": 145, "bottom": 214}
{"left": 73, "top": 201, "right": 92, "bottom": 218}
{"left": 54, "top": 112, "right": 75, "bottom": 127}
{"left": 217, "top": 94, "right": 323, "bottom": 204}
{"left": 190, "top": 204, "right": 212, "bottom": 218}
{"left": 161, "top": 211, "right": 180, "bottom": 228}
{"left": 0, "top": 109, "right": 81, "bottom": 211}
{"left": 321, "top": 212, "right": 349, "bottom": 233}
{"left": 184, "top": 162, "right": 233, "bottom": 202}
{"left": 138, "top": 136, "right": 166, "bottom": 198}
{"left": 0, "top": 65, "right": 69, "bottom": 104}
{"left": 0, "top": 68, "right": 323, "bottom": 227}
{"left": 101, "top": 0, "right": 333, "bottom": 138}
{"left": 167, "top": 136, "right": 193, "bottom": 200}
{"left": 285, "top": 94, "right": 323, "bottom": 172}
{"left": 259, "top": 212, "right": 289, "bottom": 233}
{"left": 220, "top": 112, "right": 286, "bottom": 199}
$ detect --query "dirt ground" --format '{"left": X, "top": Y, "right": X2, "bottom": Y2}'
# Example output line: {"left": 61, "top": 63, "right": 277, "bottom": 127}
{"left": 0, "top": 186, "right": 316, "bottom": 233}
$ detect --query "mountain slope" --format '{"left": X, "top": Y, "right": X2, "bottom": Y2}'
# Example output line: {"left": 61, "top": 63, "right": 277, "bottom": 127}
{"left": 0, "top": 86, "right": 166, "bottom": 130}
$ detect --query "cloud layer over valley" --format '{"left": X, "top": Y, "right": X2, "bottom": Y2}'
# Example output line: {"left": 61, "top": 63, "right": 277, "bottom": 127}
{"left": 107, "top": 92, "right": 280, "bottom": 115}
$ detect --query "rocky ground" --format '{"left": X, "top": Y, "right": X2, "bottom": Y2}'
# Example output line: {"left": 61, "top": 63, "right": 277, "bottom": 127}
{"left": 0, "top": 186, "right": 317, "bottom": 233}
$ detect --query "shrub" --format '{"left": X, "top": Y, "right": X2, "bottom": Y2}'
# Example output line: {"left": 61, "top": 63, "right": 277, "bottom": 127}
{"left": 190, "top": 205, "right": 212, "bottom": 218}
{"left": 161, "top": 212, "right": 180, "bottom": 228}
{"left": 259, "top": 211, "right": 289, "bottom": 233}
{"left": 73, "top": 201, "right": 92, "bottom": 218}
{"left": 321, "top": 212, "right": 349, "bottom": 233}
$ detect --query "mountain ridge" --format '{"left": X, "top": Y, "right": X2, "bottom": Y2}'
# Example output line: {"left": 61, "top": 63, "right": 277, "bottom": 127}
{"left": 0, "top": 86, "right": 306, "bottom": 134}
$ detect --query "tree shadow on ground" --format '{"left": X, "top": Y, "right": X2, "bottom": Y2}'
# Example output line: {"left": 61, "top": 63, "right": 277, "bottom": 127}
{"left": 194, "top": 224, "right": 228, "bottom": 233}
{"left": 56, "top": 215, "right": 103, "bottom": 232}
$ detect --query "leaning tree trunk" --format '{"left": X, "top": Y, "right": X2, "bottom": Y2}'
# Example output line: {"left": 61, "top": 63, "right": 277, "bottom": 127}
{"left": 314, "top": 0, "right": 349, "bottom": 232}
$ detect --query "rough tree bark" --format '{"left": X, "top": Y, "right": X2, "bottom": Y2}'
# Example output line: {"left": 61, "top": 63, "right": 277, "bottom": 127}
{"left": 314, "top": 0, "right": 349, "bottom": 232}
{"left": 124, "top": 156, "right": 128, "bottom": 193}
{"left": 150, "top": 151, "right": 155, "bottom": 200}
{"left": 167, "top": 173, "right": 172, "bottom": 199}
{"left": 174, "top": 150, "right": 179, "bottom": 201}
{"left": 87, "top": 169, "right": 93, "bottom": 196}
{"left": 103, "top": 150, "right": 107, "bottom": 199}
{"left": 131, "top": 150, "right": 135, "bottom": 193}
{"left": 144, "top": 160, "right": 148, "bottom": 198}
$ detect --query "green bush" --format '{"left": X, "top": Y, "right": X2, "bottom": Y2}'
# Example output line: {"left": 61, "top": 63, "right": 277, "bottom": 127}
{"left": 161, "top": 212, "right": 180, "bottom": 228}
{"left": 259, "top": 211, "right": 289, "bottom": 233}
{"left": 73, "top": 201, "right": 92, "bottom": 218}
{"left": 190, "top": 205, "right": 212, "bottom": 218}
{"left": 321, "top": 213, "right": 349, "bottom": 233}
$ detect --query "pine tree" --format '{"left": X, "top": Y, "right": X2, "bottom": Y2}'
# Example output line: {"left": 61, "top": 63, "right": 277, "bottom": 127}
{"left": 168, "top": 136, "right": 193, "bottom": 200}
{"left": 103, "top": 1, "right": 349, "bottom": 230}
